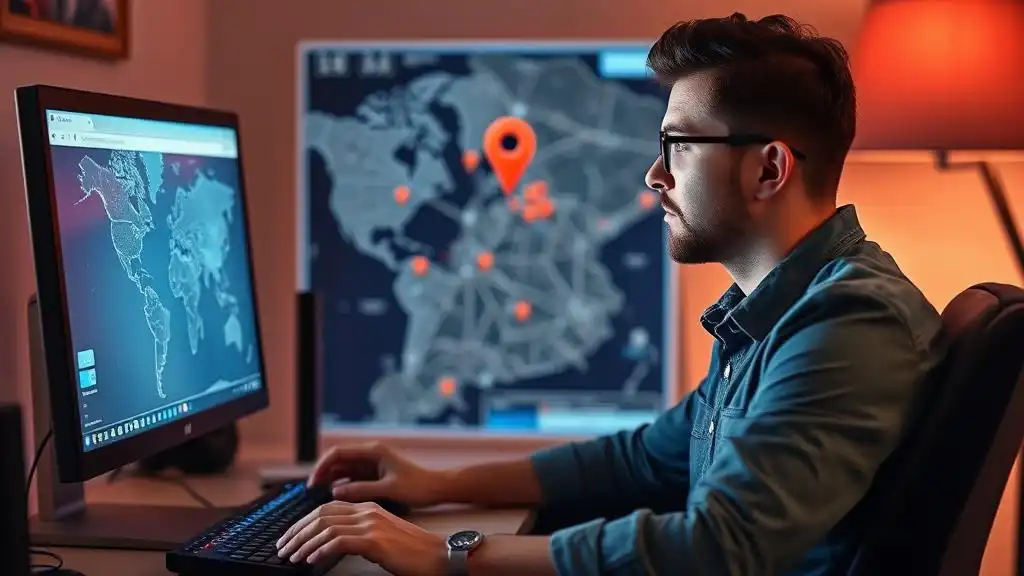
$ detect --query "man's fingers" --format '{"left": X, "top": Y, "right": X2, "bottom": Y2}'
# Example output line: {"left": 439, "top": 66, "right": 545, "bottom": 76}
{"left": 276, "top": 501, "right": 349, "bottom": 551}
{"left": 308, "top": 448, "right": 352, "bottom": 486}
{"left": 308, "top": 443, "right": 388, "bottom": 487}
{"left": 277, "top": 516, "right": 327, "bottom": 559}
{"left": 276, "top": 505, "right": 318, "bottom": 549}
{"left": 307, "top": 531, "right": 375, "bottom": 565}
{"left": 332, "top": 478, "right": 391, "bottom": 502}
{"left": 290, "top": 523, "right": 366, "bottom": 564}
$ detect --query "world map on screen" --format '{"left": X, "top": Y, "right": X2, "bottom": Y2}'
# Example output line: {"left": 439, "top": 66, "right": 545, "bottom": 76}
{"left": 301, "top": 44, "right": 675, "bottom": 433}
{"left": 72, "top": 149, "right": 253, "bottom": 399}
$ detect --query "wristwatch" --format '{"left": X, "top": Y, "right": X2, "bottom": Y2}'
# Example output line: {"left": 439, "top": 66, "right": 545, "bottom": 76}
{"left": 446, "top": 529, "right": 484, "bottom": 575}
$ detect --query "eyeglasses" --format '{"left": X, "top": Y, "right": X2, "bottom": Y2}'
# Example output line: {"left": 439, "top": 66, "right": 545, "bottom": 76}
{"left": 660, "top": 131, "right": 807, "bottom": 172}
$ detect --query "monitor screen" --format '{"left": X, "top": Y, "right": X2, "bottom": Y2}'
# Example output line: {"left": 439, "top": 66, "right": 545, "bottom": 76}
{"left": 299, "top": 42, "right": 676, "bottom": 436}
{"left": 43, "top": 109, "right": 265, "bottom": 452}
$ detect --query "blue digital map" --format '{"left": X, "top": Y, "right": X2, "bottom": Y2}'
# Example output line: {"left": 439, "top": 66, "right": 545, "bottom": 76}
{"left": 53, "top": 141, "right": 261, "bottom": 434}
{"left": 300, "top": 43, "right": 675, "bottom": 433}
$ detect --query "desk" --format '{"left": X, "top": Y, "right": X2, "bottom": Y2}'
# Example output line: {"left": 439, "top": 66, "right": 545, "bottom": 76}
{"left": 40, "top": 455, "right": 533, "bottom": 575}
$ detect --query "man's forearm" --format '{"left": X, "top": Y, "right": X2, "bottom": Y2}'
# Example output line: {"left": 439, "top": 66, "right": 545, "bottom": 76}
{"left": 467, "top": 535, "right": 557, "bottom": 576}
{"left": 438, "top": 457, "right": 545, "bottom": 506}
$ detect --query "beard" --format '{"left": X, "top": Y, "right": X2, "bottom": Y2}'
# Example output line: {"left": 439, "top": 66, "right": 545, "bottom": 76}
{"left": 666, "top": 165, "right": 752, "bottom": 264}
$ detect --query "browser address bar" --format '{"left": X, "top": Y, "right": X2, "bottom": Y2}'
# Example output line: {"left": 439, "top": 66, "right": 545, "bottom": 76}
{"left": 72, "top": 132, "right": 230, "bottom": 156}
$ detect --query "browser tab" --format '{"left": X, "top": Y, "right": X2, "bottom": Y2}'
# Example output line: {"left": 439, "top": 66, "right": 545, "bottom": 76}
{"left": 45, "top": 111, "right": 95, "bottom": 132}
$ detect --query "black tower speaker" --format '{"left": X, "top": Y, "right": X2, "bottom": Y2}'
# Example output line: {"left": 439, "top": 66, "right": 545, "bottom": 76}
{"left": 295, "top": 291, "right": 321, "bottom": 463}
{"left": 0, "top": 404, "right": 32, "bottom": 576}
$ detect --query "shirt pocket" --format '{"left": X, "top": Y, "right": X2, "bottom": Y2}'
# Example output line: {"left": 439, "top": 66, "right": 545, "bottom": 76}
{"left": 712, "top": 406, "right": 749, "bottom": 461}
{"left": 690, "top": 395, "right": 714, "bottom": 482}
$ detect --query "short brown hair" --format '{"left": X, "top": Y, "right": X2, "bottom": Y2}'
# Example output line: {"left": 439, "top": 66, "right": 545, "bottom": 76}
{"left": 647, "top": 13, "right": 856, "bottom": 195}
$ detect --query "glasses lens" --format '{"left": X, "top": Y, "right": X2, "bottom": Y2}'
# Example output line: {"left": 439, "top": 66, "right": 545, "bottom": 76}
{"left": 660, "top": 134, "right": 670, "bottom": 172}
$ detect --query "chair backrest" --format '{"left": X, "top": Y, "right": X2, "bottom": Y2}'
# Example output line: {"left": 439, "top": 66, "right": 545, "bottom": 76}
{"left": 848, "top": 282, "right": 1024, "bottom": 576}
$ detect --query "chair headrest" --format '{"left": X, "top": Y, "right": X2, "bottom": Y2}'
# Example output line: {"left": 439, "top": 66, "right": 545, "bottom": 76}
{"left": 940, "top": 282, "right": 1024, "bottom": 345}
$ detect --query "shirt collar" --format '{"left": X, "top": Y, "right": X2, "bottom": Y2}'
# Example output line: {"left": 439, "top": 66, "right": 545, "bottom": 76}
{"left": 700, "top": 204, "right": 867, "bottom": 344}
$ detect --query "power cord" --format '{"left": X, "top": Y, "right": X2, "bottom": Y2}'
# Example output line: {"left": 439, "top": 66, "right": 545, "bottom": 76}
{"left": 25, "top": 428, "right": 66, "bottom": 574}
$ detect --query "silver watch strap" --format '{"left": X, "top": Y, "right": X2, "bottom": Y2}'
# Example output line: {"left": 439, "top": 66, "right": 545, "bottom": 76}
{"left": 448, "top": 549, "right": 469, "bottom": 576}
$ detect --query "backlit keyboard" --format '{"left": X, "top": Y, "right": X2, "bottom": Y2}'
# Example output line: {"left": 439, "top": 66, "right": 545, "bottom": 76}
{"left": 166, "top": 481, "right": 338, "bottom": 575}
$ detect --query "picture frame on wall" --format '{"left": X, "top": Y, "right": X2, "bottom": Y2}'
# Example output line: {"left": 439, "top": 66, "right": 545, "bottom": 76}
{"left": 0, "top": 0, "right": 128, "bottom": 60}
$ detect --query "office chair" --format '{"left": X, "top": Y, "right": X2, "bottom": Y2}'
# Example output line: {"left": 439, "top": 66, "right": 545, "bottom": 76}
{"left": 848, "top": 282, "right": 1024, "bottom": 576}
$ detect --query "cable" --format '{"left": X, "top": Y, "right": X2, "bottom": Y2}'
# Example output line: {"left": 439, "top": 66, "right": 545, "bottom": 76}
{"left": 24, "top": 428, "right": 66, "bottom": 574}
{"left": 106, "top": 465, "right": 216, "bottom": 509}
{"left": 25, "top": 428, "right": 52, "bottom": 502}
{"left": 30, "top": 549, "right": 63, "bottom": 572}
{"left": 163, "top": 475, "right": 216, "bottom": 509}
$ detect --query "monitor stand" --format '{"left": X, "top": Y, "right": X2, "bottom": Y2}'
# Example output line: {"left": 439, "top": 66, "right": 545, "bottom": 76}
{"left": 26, "top": 295, "right": 236, "bottom": 551}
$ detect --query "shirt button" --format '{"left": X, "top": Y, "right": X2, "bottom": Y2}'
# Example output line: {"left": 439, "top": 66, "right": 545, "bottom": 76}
{"left": 723, "top": 363, "right": 731, "bottom": 380}
{"left": 709, "top": 420, "right": 715, "bottom": 434}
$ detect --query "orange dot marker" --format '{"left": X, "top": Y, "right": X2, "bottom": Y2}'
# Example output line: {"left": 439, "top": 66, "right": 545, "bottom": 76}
{"left": 513, "top": 300, "right": 532, "bottom": 322}
{"left": 393, "top": 185, "right": 410, "bottom": 205}
{"left": 476, "top": 251, "right": 494, "bottom": 271}
{"left": 523, "top": 180, "right": 548, "bottom": 202}
{"left": 410, "top": 255, "right": 430, "bottom": 276}
{"left": 535, "top": 198, "right": 554, "bottom": 220}
{"left": 462, "top": 150, "right": 480, "bottom": 173}
{"left": 483, "top": 116, "right": 536, "bottom": 195}
{"left": 522, "top": 204, "right": 540, "bottom": 223}
{"left": 438, "top": 376, "right": 457, "bottom": 397}
{"left": 638, "top": 190, "right": 657, "bottom": 210}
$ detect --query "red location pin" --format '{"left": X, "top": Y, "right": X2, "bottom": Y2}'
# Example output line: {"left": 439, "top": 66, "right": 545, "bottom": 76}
{"left": 482, "top": 116, "right": 537, "bottom": 195}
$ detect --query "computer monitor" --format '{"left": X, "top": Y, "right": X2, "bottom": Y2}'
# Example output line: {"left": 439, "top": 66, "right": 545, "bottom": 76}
{"left": 15, "top": 85, "right": 268, "bottom": 548}
{"left": 298, "top": 42, "right": 676, "bottom": 440}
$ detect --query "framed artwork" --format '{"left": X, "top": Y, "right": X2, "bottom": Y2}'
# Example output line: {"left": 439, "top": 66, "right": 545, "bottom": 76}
{"left": 0, "top": 0, "right": 128, "bottom": 59}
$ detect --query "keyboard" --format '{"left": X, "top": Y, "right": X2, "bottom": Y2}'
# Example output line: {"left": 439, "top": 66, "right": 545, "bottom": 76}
{"left": 166, "top": 481, "right": 409, "bottom": 575}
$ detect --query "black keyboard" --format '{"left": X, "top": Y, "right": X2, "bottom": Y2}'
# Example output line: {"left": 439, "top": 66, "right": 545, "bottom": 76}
{"left": 166, "top": 481, "right": 365, "bottom": 575}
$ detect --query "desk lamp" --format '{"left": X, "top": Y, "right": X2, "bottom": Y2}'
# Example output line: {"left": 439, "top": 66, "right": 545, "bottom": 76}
{"left": 851, "top": 0, "right": 1024, "bottom": 572}
{"left": 851, "top": 0, "right": 1024, "bottom": 276}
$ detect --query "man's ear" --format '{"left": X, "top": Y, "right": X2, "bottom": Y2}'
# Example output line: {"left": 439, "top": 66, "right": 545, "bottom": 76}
{"left": 755, "top": 142, "right": 794, "bottom": 199}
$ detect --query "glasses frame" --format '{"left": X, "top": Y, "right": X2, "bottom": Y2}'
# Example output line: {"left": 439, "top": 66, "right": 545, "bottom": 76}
{"left": 660, "top": 132, "right": 807, "bottom": 172}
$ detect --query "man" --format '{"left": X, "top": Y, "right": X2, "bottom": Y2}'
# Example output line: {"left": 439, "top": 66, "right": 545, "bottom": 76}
{"left": 276, "top": 13, "right": 945, "bottom": 576}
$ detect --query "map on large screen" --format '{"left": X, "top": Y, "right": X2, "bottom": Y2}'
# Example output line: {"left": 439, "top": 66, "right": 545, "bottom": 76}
{"left": 298, "top": 42, "right": 676, "bottom": 435}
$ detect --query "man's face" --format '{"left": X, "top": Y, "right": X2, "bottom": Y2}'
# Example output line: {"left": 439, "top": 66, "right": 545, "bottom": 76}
{"left": 645, "top": 73, "right": 762, "bottom": 265}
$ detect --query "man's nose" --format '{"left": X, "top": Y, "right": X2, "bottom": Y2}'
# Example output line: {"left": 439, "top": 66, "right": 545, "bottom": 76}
{"left": 645, "top": 156, "right": 672, "bottom": 191}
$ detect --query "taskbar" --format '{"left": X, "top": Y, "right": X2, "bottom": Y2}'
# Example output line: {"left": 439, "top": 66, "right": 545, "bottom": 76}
{"left": 320, "top": 390, "right": 663, "bottom": 436}
{"left": 81, "top": 373, "right": 262, "bottom": 451}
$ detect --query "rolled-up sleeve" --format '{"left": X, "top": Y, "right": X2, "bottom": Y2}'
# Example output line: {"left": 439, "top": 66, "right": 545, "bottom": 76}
{"left": 545, "top": 292, "right": 929, "bottom": 575}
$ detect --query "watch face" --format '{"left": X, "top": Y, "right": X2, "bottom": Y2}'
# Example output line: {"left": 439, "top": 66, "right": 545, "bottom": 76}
{"left": 447, "top": 530, "right": 483, "bottom": 551}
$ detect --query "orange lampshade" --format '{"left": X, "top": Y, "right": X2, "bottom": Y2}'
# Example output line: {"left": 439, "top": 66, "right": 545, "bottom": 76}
{"left": 852, "top": 0, "right": 1024, "bottom": 150}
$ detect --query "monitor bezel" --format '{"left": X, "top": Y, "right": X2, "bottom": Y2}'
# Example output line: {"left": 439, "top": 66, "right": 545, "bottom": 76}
{"left": 15, "top": 84, "right": 270, "bottom": 482}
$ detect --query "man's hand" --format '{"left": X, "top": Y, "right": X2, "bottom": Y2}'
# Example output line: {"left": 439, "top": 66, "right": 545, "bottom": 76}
{"left": 275, "top": 501, "right": 447, "bottom": 576}
{"left": 309, "top": 442, "right": 447, "bottom": 506}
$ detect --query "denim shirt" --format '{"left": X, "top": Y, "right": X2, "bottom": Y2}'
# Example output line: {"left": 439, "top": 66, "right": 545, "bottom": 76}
{"left": 530, "top": 205, "right": 945, "bottom": 575}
